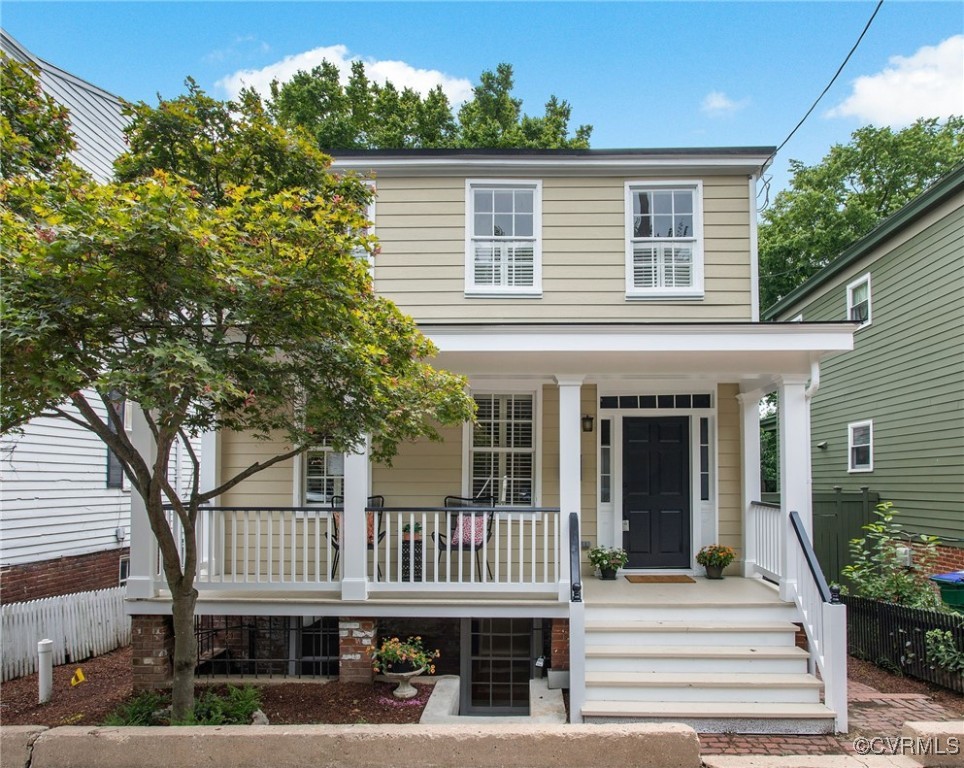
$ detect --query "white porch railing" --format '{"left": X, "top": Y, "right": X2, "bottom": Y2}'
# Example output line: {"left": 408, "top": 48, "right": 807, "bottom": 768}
{"left": 155, "top": 505, "right": 560, "bottom": 595}
{"left": 747, "top": 500, "right": 783, "bottom": 582}
{"left": 372, "top": 506, "right": 561, "bottom": 592}
{"left": 748, "top": 500, "right": 848, "bottom": 733}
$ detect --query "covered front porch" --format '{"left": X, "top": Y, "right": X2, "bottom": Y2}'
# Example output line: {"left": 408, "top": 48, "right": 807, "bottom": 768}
{"left": 126, "top": 322, "right": 855, "bottom": 606}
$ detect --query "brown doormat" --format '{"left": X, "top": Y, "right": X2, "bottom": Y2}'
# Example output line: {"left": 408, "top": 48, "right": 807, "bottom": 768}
{"left": 624, "top": 574, "right": 696, "bottom": 584}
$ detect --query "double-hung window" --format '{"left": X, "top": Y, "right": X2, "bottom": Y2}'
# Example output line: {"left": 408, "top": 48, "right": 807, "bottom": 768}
{"left": 304, "top": 438, "right": 344, "bottom": 505}
{"left": 848, "top": 421, "right": 873, "bottom": 472}
{"left": 469, "top": 394, "right": 535, "bottom": 505}
{"left": 466, "top": 181, "right": 541, "bottom": 296}
{"left": 847, "top": 273, "right": 871, "bottom": 328}
{"left": 625, "top": 182, "right": 703, "bottom": 298}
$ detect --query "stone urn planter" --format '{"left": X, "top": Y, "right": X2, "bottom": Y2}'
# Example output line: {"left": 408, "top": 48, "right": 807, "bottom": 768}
{"left": 383, "top": 664, "right": 425, "bottom": 699}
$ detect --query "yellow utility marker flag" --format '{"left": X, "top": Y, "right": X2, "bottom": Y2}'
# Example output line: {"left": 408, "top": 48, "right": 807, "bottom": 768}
{"left": 70, "top": 669, "right": 86, "bottom": 686}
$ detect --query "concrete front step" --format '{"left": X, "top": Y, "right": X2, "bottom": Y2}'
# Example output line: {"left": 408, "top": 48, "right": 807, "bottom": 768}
{"left": 585, "top": 644, "right": 811, "bottom": 674}
{"left": 581, "top": 700, "right": 837, "bottom": 734}
{"left": 585, "top": 671, "right": 822, "bottom": 703}
{"left": 585, "top": 620, "right": 799, "bottom": 647}
{"left": 586, "top": 601, "right": 799, "bottom": 622}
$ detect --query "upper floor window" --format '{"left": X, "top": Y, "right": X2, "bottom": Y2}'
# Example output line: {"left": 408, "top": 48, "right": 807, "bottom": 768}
{"left": 304, "top": 438, "right": 344, "bottom": 505}
{"left": 106, "top": 391, "right": 130, "bottom": 489}
{"left": 847, "top": 273, "right": 871, "bottom": 328}
{"left": 469, "top": 393, "right": 535, "bottom": 505}
{"left": 848, "top": 420, "right": 873, "bottom": 473}
{"left": 466, "top": 181, "right": 541, "bottom": 296}
{"left": 625, "top": 182, "right": 703, "bottom": 299}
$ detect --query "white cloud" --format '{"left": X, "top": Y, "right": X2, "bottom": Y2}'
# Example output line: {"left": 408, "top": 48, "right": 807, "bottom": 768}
{"left": 701, "top": 90, "right": 749, "bottom": 116}
{"left": 826, "top": 35, "right": 964, "bottom": 125}
{"left": 216, "top": 45, "right": 474, "bottom": 105}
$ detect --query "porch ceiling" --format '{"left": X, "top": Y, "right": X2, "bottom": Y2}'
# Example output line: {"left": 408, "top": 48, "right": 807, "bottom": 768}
{"left": 423, "top": 323, "right": 856, "bottom": 382}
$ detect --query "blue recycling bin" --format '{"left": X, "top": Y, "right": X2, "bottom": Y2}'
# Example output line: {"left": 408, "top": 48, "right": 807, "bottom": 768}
{"left": 930, "top": 571, "right": 964, "bottom": 611}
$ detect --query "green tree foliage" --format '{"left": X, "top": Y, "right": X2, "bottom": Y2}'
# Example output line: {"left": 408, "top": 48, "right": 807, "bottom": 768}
{"left": 269, "top": 60, "right": 591, "bottom": 150}
{"left": 1, "top": 64, "right": 475, "bottom": 719}
{"left": 842, "top": 502, "right": 943, "bottom": 610}
{"left": 759, "top": 117, "right": 964, "bottom": 311}
{"left": 0, "top": 54, "right": 76, "bottom": 179}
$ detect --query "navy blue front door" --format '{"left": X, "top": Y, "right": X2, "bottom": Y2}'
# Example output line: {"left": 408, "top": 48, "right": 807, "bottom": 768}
{"left": 622, "top": 417, "right": 691, "bottom": 568}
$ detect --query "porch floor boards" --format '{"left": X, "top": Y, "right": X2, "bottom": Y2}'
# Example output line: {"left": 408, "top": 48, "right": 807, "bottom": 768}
{"left": 582, "top": 573, "right": 786, "bottom": 606}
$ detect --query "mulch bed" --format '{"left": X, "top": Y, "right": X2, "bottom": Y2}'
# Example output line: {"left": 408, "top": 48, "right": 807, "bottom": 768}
{"left": 2, "top": 645, "right": 960, "bottom": 728}
{"left": 0, "top": 646, "right": 431, "bottom": 727}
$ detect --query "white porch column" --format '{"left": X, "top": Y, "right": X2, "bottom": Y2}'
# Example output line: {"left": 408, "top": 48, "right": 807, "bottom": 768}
{"left": 340, "top": 437, "right": 370, "bottom": 601}
{"left": 126, "top": 404, "right": 158, "bottom": 599}
{"left": 778, "top": 376, "right": 812, "bottom": 600}
{"left": 555, "top": 376, "right": 584, "bottom": 602}
{"left": 737, "top": 389, "right": 764, "bottom": 578}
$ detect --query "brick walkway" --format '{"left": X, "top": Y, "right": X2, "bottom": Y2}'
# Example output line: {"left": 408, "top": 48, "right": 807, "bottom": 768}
{"left": 699, "top": 681, "right": 964, "bottom": 757}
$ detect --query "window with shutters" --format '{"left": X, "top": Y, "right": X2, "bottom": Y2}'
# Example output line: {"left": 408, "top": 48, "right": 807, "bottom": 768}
{"left": 625, "top": 182, "right": 703, "bottom": 298}
{"left": 304, "top": 437, "right": 344, "bottom": 505}
{"left": 465, "top": 181, "right": 541, "bottom": 296}
{"left": 468, "top": 393, "right": 536, "bottom": 505}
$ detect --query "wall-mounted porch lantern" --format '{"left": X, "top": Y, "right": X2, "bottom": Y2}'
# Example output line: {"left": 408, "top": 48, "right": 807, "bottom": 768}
{"left": 581, "top": 415, "right": 594, "bottom": 433}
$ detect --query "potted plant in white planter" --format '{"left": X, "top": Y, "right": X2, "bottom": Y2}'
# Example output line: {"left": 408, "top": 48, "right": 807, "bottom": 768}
{"left": 696, "top": 544, "right": 736, "bottom": 579}
{"left": 589, "top": 546, "right": 629, "bottom": 580}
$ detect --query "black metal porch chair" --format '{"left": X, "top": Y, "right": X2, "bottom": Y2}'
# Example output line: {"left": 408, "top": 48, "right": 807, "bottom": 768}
{"left": 329, "top": 495, "right": 385, "bottom": 580}
{"left": 434, "top": 495, "right": 496, "bottom": 580}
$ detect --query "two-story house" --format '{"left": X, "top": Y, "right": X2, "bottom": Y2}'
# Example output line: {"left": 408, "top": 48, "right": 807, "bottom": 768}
{"left": 124, "top": 148, "right": 855, "bottom": 732}
{"left": 765, "top": 165, "right": 964, "bottom": 578}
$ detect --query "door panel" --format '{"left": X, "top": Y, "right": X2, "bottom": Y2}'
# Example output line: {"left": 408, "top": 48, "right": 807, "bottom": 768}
{"left": 623, "top": 417, "right": 691, "bottom": 568}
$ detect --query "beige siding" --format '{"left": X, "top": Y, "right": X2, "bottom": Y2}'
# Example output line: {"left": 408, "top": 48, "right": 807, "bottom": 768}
{"left": 717, "top": 383, "right": 743, "bottom": 558}
{"left": 371, "top": 424, "right": 462, "bottom": 507}
{"left": 219, "top": 430, "right": 295, "bottom": 507}
{"left": 372, "top": 176, "right": 753, "bottom": 322}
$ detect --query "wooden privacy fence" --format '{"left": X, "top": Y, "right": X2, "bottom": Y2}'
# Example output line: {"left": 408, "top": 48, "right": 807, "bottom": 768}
{"left": 844, "top": 594, "right": 964, "bottom": 693}
{"left": 1, "top": 586, "right": 131, "bottom": 682}
{"left": 762, "top": 487, "right": 879, "bottom": 583}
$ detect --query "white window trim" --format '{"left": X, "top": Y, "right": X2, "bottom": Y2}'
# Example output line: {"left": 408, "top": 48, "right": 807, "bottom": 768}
{"left": 461, "top": 385, "right": 542, "bottom": 506}
{"left": 848, "top": 419, "right": 874, "bottom": 473}
{"left": 464, "top": 179, "right": 543, "bottom": 298}
{"left": 846, "top": 272, "right": 872, "bottom": 329}
{"left": 624, "top": 180, "right": 704, "bottom": 300}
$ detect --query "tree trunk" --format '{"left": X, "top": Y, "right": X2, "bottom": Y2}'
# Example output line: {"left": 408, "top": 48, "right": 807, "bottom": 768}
{"left": 169, "top": 586, "right": 199, "bottom": 722}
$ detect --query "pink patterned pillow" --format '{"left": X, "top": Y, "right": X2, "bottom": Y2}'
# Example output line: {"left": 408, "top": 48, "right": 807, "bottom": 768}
{"left": 452, "top": 513, "right": 487, "bottom": 546}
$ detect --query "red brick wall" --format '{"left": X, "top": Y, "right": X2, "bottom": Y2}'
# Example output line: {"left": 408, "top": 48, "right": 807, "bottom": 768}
{"left": 339, "top": 617, "right": 376, "bottom": 683}
{"left": 909, "top": 542, "right": 964, "bottom": 576}
{"left": 550, "top": 618, "right": 570, "bottom": 671}
{"left": 0, "top": 548, "right": 129, "bottom": 605}
{"left": 131, "top": 614, "right": 174, "bottom": 691}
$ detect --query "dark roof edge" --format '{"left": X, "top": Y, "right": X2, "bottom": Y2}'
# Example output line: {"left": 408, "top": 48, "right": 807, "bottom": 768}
{"left": 763, "top": 163, "right": 964, "bottom": 320}
{"left": 330, "top": 147, "right": 776, "bottom": 158}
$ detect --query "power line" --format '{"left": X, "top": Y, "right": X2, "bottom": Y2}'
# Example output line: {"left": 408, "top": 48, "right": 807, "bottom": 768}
{"left": 760, "top": 0, "right": 886, "bottom": 176}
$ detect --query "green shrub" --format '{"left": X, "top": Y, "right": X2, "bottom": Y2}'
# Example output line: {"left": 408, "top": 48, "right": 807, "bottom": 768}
{"left": 104, "top": 685, "right": 261, "bottom": 726}
{"left": 103, "top": 690, "right": 165, "bottom": 726}
{"left": 925, "top": 628, "right": 964, "bottom": 673}
{"left": 842, "top": 502, "right": 943, "bottom": 610}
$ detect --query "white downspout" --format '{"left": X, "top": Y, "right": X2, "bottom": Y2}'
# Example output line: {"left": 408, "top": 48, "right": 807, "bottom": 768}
{"left": 805, "top": 358, "right": 821, "bottom": 400}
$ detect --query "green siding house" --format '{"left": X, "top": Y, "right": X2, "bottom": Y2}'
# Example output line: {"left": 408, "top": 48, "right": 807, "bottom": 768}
{"left": 765, "top": 166, "right": 964, "bottom": 559}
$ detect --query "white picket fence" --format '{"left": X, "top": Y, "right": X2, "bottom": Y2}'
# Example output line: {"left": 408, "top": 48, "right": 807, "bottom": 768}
{"left": 1, "top": 587, "right": 131, "bottom": 682}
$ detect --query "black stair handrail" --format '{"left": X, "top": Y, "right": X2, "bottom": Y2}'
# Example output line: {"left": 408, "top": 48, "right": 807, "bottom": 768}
{"left": 788, "top": 509, "right": 839, "bottom": 604}
{"left": 569, "top": 512, "right": 582, "bottom": 603}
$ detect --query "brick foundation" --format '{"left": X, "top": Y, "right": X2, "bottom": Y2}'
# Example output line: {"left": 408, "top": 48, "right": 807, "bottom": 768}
{"left": 131, "top": 614, "right": 174, "bottom": 691}
{"left": 0, "top": 547, "right": 129, "bottom": 605}
{"left": 339, "top": 617, "right": 376, "bottom": 683}
{"left": 550, "top": 618, "right": 570, "bottom": 671}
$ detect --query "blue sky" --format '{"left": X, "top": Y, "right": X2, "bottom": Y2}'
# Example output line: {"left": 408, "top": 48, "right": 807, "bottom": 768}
{"left": 3, "top": 2, "right": 962, "bottom": 197}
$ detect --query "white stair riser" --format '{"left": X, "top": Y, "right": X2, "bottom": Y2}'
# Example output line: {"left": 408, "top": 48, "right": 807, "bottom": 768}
{"left": 580, "top": 714, "right": 835, "bottom": 734}
{"left": 586, "top": 605, "right": 799, "bottom": 622}
{"left": 585, "top": 630, "right": 797, "bottom": 647}
{"left": 584, "top": 685, "right": 821, "bottom": 703}
{"left": 584, "top": 656, "right": 809, "bottom": 674}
